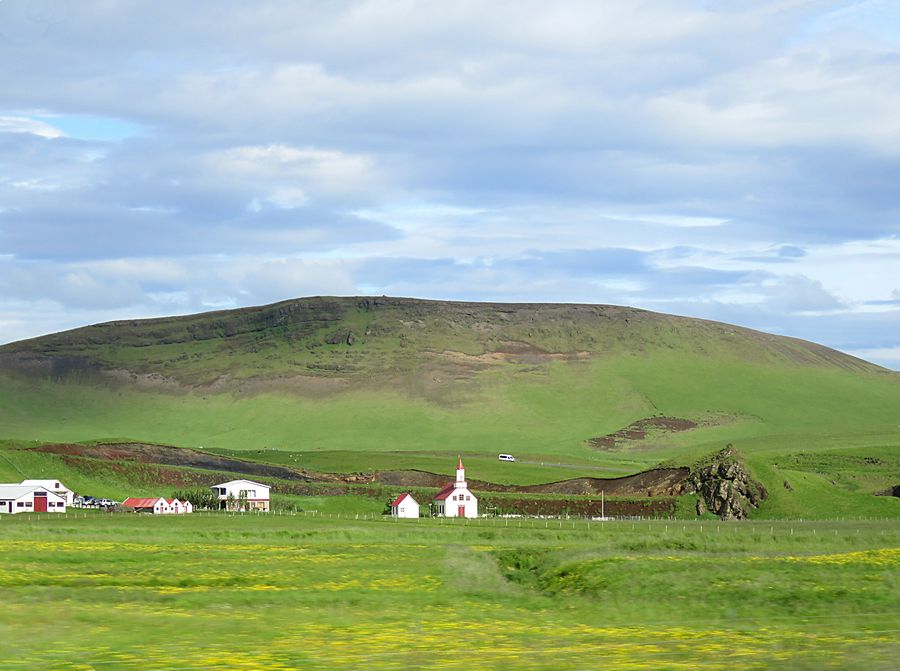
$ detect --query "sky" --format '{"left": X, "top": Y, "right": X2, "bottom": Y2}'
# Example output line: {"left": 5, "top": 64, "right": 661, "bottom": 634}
{"left": 0, "top": 1, "right": 899, "bottom": 369}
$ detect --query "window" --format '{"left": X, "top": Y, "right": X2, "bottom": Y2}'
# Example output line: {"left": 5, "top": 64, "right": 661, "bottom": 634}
{"left": 17, "top": 502, "right": 24, "bottom": 507}
{"left": 466, "top": 496, "right": 471, "bottom": 501}
{"left": 25, "top": 502, "right": 32, "bottom": 507}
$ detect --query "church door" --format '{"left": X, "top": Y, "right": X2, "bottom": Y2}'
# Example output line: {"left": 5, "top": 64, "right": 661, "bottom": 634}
{"left": 458, "top": 505, "right": 465, "bottom": 517}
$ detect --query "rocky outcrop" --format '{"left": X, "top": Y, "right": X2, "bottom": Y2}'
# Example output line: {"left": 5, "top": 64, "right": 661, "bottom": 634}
{"left": 685, "top": 445, "right": 767, "bottom": 520}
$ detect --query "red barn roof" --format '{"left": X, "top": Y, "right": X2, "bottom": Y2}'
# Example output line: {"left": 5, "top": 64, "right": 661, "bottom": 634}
{"left": 434, "top": 483, "right": 455, "bottom": 501}
{"left": 122, "top": 497, "right": 163, "bottom": 508}
{"left": 390, "top": 493, "right": 413, "bottom": 507}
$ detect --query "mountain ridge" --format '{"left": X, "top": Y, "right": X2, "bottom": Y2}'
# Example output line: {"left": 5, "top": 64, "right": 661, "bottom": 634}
{"left": 0, "top": 296, "right": 887, "bottom": 386}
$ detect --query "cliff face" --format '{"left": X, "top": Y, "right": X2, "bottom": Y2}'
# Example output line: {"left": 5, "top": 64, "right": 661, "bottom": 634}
{"left": 687, "top": 445, "right": 768, "bottom": 520}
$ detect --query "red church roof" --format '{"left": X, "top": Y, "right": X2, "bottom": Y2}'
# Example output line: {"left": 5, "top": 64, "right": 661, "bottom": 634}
{"left": 434, "top": 483, "right": 455, "bottom": 501}
{"left": 390, "top": 493, "right": 413, "bottom": 507}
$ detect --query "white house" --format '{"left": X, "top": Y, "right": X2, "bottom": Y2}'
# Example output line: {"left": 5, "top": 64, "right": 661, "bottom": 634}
{"left": 390, "top": 493, "right": 419, "bottom": 518}
{"left": 433, "top": 457, "right": 478, "bottom": 518}
{"left": 122, "top": 497, "right": 169, "bottom": 514}
{"left": 165, "top": 498, "right": 193, "bottom": 514}
{"left": 212, "top": 479, "right": 270, "bottom": 511}
{"left": 0, "top": 485, "right": 67, "bottom": 514}
{"left": 19, "top": 479, "right": 74, "bottom": 505}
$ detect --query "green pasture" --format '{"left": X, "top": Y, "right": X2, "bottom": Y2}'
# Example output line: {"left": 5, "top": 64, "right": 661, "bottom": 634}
{"left": 1, "top": 353, "right": 897, "bottom": 465}
{"left": 0, "top": 512, "right": 896, "bottom": 670}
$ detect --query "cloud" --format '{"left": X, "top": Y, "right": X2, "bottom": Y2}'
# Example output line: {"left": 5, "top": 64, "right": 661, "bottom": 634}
{"left": 0, "top": 1, "right": 896, "bottom": 367}
{"left": 0, "top": 116, "right": 64, "bottom": 138}
{"left": 209, "top": 144, "right": 384, "bottom": 205}
{"left": 762, "top": 275, "right": 845, "bottom": 314}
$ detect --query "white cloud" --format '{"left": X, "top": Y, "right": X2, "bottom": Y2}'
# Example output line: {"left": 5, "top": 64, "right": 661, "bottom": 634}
{"left": 0, "top": 116, "right": 63, "bottom": 138}
{"left": 210, "top": 144, "right": 382, "bottom": 206}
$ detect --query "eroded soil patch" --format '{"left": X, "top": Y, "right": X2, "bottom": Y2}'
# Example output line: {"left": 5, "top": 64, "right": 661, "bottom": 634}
{"left": 587, "top": 416, "right": 698, "bottom": 451}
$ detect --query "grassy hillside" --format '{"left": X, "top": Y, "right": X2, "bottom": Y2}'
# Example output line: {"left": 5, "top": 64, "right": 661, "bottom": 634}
{"left": 0, "top": 296, "right": 897, "bottom": 517}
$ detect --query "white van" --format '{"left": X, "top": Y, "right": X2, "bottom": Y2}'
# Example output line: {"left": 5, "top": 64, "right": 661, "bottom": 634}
{"left": 498, "top": 453, "right": 516, "bottom": 462}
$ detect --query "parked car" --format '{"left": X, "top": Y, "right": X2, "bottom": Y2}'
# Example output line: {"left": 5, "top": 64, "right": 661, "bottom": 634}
{"left": 98, "top": 498, "right": 115, "bottom": 507}
{"left": 498, "top": 453, "right": 516, "bottom": 462}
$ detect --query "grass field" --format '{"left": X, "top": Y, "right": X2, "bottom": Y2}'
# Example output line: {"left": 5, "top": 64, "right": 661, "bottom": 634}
{"left": 0, "top": 512, "right": 897, "bottom": 670}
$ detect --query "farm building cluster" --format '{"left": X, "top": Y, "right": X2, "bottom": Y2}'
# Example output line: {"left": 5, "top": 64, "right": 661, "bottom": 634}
{"left": 3, "top": 460, "right": 483, "bottom": 519}
{"left": 0, "top": 478, "right": 273, "bottom": 515}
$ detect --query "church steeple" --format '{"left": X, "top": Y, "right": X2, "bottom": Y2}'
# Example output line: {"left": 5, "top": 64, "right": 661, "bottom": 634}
{"left": 455, "top": 455, "right": 466, "bottom": 488}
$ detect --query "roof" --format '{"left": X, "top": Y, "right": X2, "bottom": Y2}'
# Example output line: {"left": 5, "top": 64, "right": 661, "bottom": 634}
{"left": 212, "top": 479, "right": 270, "bottom": 489}
{"left": 122, "top": 497, "right": 164, "bottom": 508}
{"left": 457, "top": 456, "right": 464, "bottom": 470}
{"left": 0, "top": 484, "right": 61, "bottom": 499}
{"left": 391, "top": 493, "right": 416, "bottom": 507}
{"left": 433, "top": 483, "right": 455, "bottom": 501}
{"left": 20, "top": 479, "right": 71, "bottom": 491}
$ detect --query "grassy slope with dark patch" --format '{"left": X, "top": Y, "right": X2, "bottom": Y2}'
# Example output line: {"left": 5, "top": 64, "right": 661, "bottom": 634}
{"left": 0, "top": 296, "right": 898, "bottom": 518}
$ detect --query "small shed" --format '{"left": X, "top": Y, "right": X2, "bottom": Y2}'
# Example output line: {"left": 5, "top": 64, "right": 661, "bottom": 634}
{"left": 390, "top": 493, "right": 419, "bottom": 519}
{"left": 0, "top": 485, "right": 66, "bottom": 514}
{"left": 122, "top": 497, "right": 168, "bottom": 514}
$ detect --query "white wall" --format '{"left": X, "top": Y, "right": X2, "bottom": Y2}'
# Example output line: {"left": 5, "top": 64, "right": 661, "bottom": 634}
{"left": 0, "top": 489, "right": 66, "bottom": 515}
{"left": 393, "top": 498, "right": 420, "bottom": 518}
{"left": 441, "top": 487, "right": 478, "bottom": 518}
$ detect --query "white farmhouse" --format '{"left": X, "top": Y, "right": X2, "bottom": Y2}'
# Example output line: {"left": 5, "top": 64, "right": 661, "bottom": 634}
{"left": 433, "top": 457, "right": 478, "bottom": 518}
{"left": 212, "top": 479, "right": 270, "bottom": 511}
{"left": 390, "top": 493, "right": 419, "bottom": 518}
{"left": 0, "top": 485, "right": 67, "bottom": 514}
{"left": 20, "top": 479, "right": 74, "bottom": 505}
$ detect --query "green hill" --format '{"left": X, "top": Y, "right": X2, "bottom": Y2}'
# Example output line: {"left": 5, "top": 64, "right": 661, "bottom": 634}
{"left": 0, "top": 296, "right": 897, "bottom": 518}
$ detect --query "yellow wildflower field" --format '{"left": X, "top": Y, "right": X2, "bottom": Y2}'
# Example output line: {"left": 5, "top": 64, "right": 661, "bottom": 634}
{"left": 0, "top": 513, "right": 896, "bottom": 669}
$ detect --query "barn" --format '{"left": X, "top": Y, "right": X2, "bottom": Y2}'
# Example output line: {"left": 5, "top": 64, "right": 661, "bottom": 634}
{"left": 433, "top": 457, "right": 478, "bottom": 518}
{"left": 122, "top": 497, "right": 169, "bottom": 514}
{"left": 19, "top": 479, "right": 75, "bottom": 506}
{"left": 0, "top": 485, "right": 67, "bottom": 514}
{"left": 390, "top": 493, "right": 419, "bottom": 518}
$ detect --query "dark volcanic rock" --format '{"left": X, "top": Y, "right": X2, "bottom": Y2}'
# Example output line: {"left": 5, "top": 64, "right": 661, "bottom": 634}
{"left": 685, "top": 444, "right": 767, "bottom": 520}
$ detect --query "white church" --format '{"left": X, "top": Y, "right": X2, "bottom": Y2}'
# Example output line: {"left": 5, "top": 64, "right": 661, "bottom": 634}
{"left": 433, "top": 456, "right": 478, "bottom": 518}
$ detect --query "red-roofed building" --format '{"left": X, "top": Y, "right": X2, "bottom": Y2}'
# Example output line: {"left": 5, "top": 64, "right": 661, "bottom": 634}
{"left": 390, "top": 493, "right": 419, "bottom": 519}
{"left": 433, "top": 456, "right": 478, "bottom": 518}
{"left": 122, "top": 497, "right": 168, "bottom": 514}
